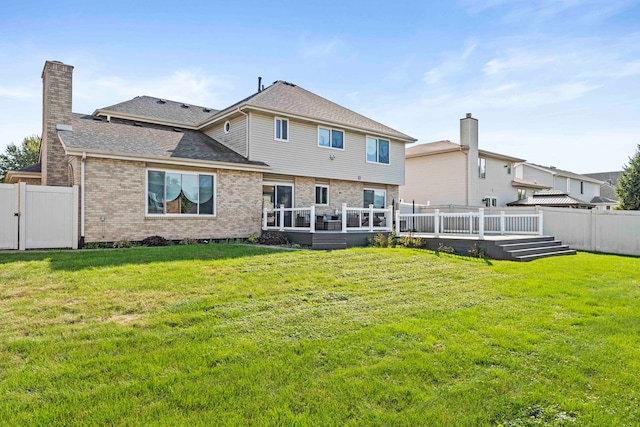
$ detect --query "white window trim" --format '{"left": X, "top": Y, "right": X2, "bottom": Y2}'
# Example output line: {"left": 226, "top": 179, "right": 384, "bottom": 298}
{"left": 315, "top": 184, "right": 329, "bottom": 205}
{"left": 317, "top": 126, "right": 345, "bottom": 151}
{"left": 483, "top": 196, "right": 497, "bottom": 207}
{"left": 224, "top": 120, "right": 231, "bottom": 134}
{"left": 263, "top": 181, "right": 295, "bottom": 208}
{"left": 363, "top": 187, "right": 387, "bottom": 208}
{"left": 274, "top": 117, "right": 289, "bottom": 142}
{"left": 479, "top": 158, "right": 486, "bottom": 179}
{"left": 145, "top": 167, "right": 217, "bottom": 218}
{"left": 365, "top": 136, "right": 390, "bottom": 165}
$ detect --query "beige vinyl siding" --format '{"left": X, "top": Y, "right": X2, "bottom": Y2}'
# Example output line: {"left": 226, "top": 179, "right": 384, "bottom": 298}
{"left": 519, "top": 165, "right": 554, "bottom": 188}
{"left": 400, "top": 151, "right": 467, "bottom": 205}
{"left": 204, "top": 115, "right": 247, "bottom": 157}
{"left": 477, "top": 156, "right": 519, "bottom": 207}
{"left": 249, "top": 112, "right": 405, "bottom": 185}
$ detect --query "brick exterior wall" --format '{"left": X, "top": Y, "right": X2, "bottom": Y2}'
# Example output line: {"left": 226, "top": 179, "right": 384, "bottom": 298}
{"left": 83, "top": 157, "right": 263, "bottom": 243}
{"left": 41, "top": 61, "right": 74, "bottom": 187}
{"left": 291, "top": 177, "right": 399, "bottom": 213}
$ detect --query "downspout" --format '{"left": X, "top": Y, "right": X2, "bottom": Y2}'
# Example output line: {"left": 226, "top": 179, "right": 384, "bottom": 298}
{"left": 236, "top": 107, "right": 250, "bottom": 159}
{"left": 80, "top": 152, "right": 86, "bottom": 247}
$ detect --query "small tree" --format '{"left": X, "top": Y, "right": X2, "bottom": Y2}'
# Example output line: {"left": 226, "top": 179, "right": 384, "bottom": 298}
{"left": 616, "top": 144, "right": 640, "bottom": 210}
{"left": 0, "top": 135, "right": 41, "bottom": 182}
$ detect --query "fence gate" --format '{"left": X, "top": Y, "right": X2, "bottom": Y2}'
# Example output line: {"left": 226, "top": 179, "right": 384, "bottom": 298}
{"left": 0, "top": 183, "right": 78, "bottom": 251}
{"left": 0, "top": 184, "right": 19, "bottom": 249}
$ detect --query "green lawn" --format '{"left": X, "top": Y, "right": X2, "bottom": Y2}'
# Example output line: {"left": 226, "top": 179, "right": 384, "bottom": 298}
{"left": 0, "top": 245, "right": 638, "bottom": 426}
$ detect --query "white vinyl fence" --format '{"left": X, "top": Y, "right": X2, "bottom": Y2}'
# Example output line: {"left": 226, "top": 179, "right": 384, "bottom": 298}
{"left": 540, "top": 207, "right": 640, "bottom": 256}
{"left": 0, "top": 183, "right": 78, "bottom": 250}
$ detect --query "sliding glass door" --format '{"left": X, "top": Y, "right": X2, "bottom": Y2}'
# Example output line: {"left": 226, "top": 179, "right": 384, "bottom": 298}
{"left": 263, "top": 184, "right": 293, "bottom": 227}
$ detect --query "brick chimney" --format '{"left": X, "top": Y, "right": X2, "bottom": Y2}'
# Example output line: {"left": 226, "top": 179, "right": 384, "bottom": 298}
{"left": 41, "top": 60, "right": 74, "bottom": 186}
{"left": 460, "top": 113, "right": 479, "bottom": 206}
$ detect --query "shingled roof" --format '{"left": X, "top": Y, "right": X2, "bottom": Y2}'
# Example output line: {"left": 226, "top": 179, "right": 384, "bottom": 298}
{"left": 507, "top": 190, "right": 594, "bottom": 208}
{"left": 405, "top": 140, "right": 525, "bottom": 162}
{"left": 526, "top": 163, "right": 603, "bottom": 184}
{"left": 96, "top": 96, "right": 219, "bottom": 128}
{"left": 204, "top": 80, "right": 416, "bottom": 142}
{"left": 58, "top": 114, "right": 268, "bottom": 168}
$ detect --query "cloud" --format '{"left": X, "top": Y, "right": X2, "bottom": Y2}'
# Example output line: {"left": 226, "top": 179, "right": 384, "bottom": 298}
{"left": 0, "top": 85, "right": 38, "bottom": 100}
{"left": 298, "top": 36, "right": 342, "bottom": 58}
{"left": 423, "top": 42, "right": 477, "bottom": 84}
{"left": 75, "top": 69, "right": 233, "bottom": 109}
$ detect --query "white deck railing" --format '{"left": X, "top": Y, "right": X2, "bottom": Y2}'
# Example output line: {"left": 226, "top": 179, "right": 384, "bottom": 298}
{"left": 395, "top": 208, "right": 543, "bottom": 238}
{"left": 262, "top": 204, "right": 393, "bottom": 233}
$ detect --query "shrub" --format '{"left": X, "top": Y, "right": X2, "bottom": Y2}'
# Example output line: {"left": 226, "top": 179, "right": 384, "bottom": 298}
{"left": 113, "top": 238, "right": 133, "bottom": 249}
{"left": 369, "top": 232, "right": 394, "bottom": 248}
{"left": 259, "top": 231, "right": 289, "bottom": 246}
{"left": 246, "top": 234, "right": 260, "bottom": 244}
{"left": 468, "top": 243, "right": 486, "bottom": 259}
{"left": 141, "top": 235, "right": 169, "bottom": 247}
{"left": 436, "top": 243, "right": 455, "bottom": 254}
{"left": 399, "top": 234, "right": 423, "bottom": 248}
{"left": 83, "top": 241, "right": 112, "bottom": 249}
{"left": 178, "top": 238, "right": 198, "bottom": 245}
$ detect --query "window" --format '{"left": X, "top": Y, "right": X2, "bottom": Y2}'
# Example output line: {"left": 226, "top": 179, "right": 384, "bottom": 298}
{"left": 275, "top": 117, "right": 288, "bottom": 141}
{"left": 517, "top": 189, "right": 527, "bottom": 200}
{"left": 506, "top": 164, "right": 512, "bottom": 174}
{"left": 224, "top": 121, "right": 231, "bottom": 134}
{"left": 315, "top": 185, "right": 329, "bottom": 205}
{"left": 364, "top": 189, "right": 386, "bottom": 208}
{"left": 580, "top": 181, "right": 584, "bottom": 194}
{"left": 483, "top": 196, "right": 497, "bottom": 207}
{"left": 147, "top": 170, "right": 215, "bottom": 216}
{"left": 366, "top": 137, "right": 390, "bottom": 164}
{"left": 318, "top": 127, "right": 344, "bottom": 149}
{"left": 478, "top": 158, "right": 486, "bottom": 178}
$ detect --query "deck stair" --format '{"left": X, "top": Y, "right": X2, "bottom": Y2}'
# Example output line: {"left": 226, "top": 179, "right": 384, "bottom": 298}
{"left": 495, "top": 236, "right": 576, "bottom": 261}
{"left": 311, "top": 233, "right": 347, "bottom": 250}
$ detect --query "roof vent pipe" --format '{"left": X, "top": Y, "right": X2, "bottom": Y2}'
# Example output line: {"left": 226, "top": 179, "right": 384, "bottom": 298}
{"left": 258, "top": 77, "right": 262, "bottom": 92}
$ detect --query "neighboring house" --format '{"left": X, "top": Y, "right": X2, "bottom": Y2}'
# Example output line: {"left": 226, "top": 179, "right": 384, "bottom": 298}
{"left": 507, "top": 190, "right": 595, "bottom": 209}
{"left": 400, "top": 114, "right": 547, "bottom": 208}
{"left": 590, "top": 196, "right": 619, "bottom": 211}
{"left": 5, "top": 163, "right": 42, "bottom": 184}
{"left": 514, "top": 163, "right": 603, "bottom": 205}
{"left": 30, "top": 61, "right": 416, "bottom": 245}
{"left": 584, "top": 171, "right": 622, "bottom": 202}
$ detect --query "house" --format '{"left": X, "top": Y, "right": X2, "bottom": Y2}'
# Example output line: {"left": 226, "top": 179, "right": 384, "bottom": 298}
{"left": 506, "top": 189, "right": 595, "bottom": 209}
{"left": 400, "top": 114, "right": 548, "bottom": 208}
{"left": 589, "top": 196, "right": 619, "bottom": 211}
{"left": 584, "top": 171, "right": 621, "bottom": 204}
{"left": 514, "top": 163, "right": 603, "bottom": 207}
{"left": 5, "top": 163, "right": 42, "bottom": 185}
{"left": 32, "top": 60, "right": 416, "bottom": 245}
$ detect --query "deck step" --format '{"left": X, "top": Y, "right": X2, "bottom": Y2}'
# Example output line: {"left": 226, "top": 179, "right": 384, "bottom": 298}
{"left": 512, "top": 249, "right": 577, "bottom": 261}
{"left": 311, "top": 233, "right": 347, "bottom": 250}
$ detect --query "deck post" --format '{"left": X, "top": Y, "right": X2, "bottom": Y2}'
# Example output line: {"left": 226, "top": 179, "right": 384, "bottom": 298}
{"left": 478, "top": 208, "right": 485, "bottom": 239}
{"left": 395, "top": 209, "right": 400, "bottom": 234}
{"left": 262, "top": 207, "right": 268, "bottom": 230}
{"left": 538, "top": 210, "right": 544, "bottom": 236}
{"left": 434, "top": 209, "right": 440, "bottom": 237}
{"left": 279, "top": 204, "right": 285, "bottom": 232}
{"left": 310, "top": 205, "right": 315, "bottom": 233}
{"left": 500, "top": 211, "right": 506, "bottom": 235}
{"left": 368, "top": 204, "right": 374, "bottom": 232}
{"left": 342, "top": 203, "right": 347, "bottom": 233}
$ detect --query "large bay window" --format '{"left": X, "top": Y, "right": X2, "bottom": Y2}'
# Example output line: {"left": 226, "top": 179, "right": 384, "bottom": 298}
{"left": 147, "top": 170, "right": 215, "bottom": 216}
{"left": 366, "top": 137, "right": 390, "bottom": 164}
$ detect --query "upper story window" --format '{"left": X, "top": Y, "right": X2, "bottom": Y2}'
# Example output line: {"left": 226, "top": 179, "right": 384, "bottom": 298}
{"left": 517, "top": 189, "right": 527, "bottom": 200}
{"left": 274, "top": 117, "right": 289, "bottom": 142}
{"left": 366, "top": 137, "right": 390, "bottom": 164}
{"left": 478, "top": 158, "right": 486, "bottom": 178}
{"left": 364, "top": 189, "right": 386, "bottom": 208}
{"left": 224, "top": 121, "right": 231, "bottom": 134}
{"left": 315, "top": 185, "right": 329, "bottom": 205}
{"left": 318, "top": 127, "right": 344, "bottom": 150}
{"left": 147, "top": 170, "right": 215, "bottom": 216}
{"left": 506, "top": 164, "right": 512, "bottom": 174}
{"left": 580, "top": 181, "right": 584, "bottom": 194}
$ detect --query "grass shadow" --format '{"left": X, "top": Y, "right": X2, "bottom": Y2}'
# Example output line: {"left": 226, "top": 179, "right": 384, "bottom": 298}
{"left": 0, "top": 244, "right": 285, "bottom": 272}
